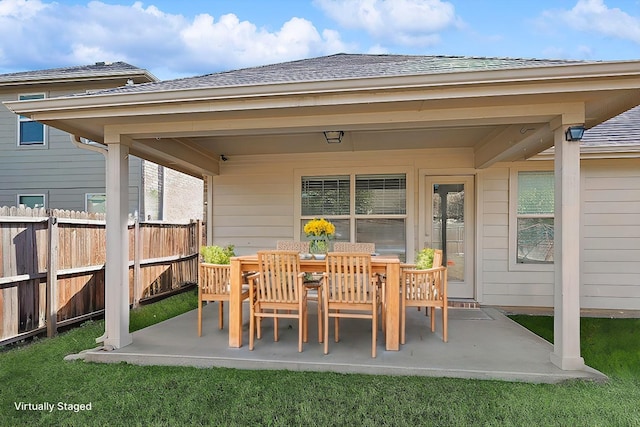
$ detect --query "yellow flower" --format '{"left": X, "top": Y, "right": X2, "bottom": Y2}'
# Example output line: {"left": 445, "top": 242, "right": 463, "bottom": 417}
{"left": 304, "top": 218, "right": 335, "bottom": 237}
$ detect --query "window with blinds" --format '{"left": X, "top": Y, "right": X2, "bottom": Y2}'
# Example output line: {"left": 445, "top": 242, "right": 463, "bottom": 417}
{"left": 355, "top": 174, "right": 406, "bottom": 215}
{"left": 301, "top": 175, "right": 350, "bottom": 216}
{"left": 517, "top": 171, "right": 554, "bottom": 263}
{"left": 300, "top": 173, "right": 407, "bottom": 260}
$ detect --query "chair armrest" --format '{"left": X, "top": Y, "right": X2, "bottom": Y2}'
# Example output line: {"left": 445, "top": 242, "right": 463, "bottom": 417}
{"left": 246, "top": 272, "right": 260, "bottom": 282}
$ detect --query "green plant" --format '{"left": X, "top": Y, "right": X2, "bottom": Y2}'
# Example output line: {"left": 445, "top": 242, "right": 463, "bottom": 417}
{"left": 200, "top": 244, "right": 235, "bottom": 264}
{"left": 415, "top": 248, "right": 435, "bottom": 269}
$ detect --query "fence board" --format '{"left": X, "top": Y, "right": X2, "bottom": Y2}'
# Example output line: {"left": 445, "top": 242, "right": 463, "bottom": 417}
{"left": 0, "top": 206, "right": 198, "bottom": 344}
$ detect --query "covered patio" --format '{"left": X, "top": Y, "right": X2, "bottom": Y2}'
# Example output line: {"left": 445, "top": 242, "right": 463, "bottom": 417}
{"left": 82, "top": 302, "right": 605, "bottom": 383}
{"left": 6, "top": 54, "right": 640, "bottom": 375}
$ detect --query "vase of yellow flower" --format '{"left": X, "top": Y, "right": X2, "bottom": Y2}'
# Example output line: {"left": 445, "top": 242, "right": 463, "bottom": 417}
{"left": 304, "top": 218, "right": 335, "bottom": 259}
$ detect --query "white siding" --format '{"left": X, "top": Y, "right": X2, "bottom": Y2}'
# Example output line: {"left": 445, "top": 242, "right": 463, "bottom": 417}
{"left": 581, "top": 159, "right": 640, "bottom": 310}
{"left": 477, "top": 167, "right": 555, "bottom": 307}
{"left": 210, "top": 148, "right": 473, "bottom": 255}
{"left": 479, "top": 158, "right": 640, "bottom": 310}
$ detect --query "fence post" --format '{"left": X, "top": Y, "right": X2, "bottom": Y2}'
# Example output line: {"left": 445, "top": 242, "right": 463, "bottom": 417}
{"left": 196, "top": 219, "right": 202, "bottom": 284}
{"left": 46, "top": 216, "right": 58, "bottom": 337}
{"left": 133, "top": 215, "right": 142, "bottom": 308}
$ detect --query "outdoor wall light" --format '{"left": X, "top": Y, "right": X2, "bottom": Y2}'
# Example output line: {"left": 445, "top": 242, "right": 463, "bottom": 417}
{"left": 565, "top": 126, "right": 585, "bottom": 141}
{"left": 323, "top": 130, "right": 344, "bottom": 144}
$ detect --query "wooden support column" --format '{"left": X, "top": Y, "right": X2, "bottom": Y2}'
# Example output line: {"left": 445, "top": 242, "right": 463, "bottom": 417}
{"left": 550, "top": 124, "right": 585, "bottom": 370}
{"left": 102, "top": 138, "right": 133, "bottom": 349}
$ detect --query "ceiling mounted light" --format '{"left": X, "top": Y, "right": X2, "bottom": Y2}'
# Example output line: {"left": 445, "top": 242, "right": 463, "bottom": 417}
{"left": 565, "top": 126, "right": 585, "bottom": 141}
{"left": 323, "top": 130, "right": 344, "bottom": 144}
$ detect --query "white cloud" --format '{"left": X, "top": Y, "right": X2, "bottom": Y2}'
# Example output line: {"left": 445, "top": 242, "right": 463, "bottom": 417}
{"left": 546, "top": 0, "right": 640, "bottom": 44}
{"left": 314, "top": 0, "right": 460, "bottom": 46}
{"left": 0, "top": 0, "right": 49, "bottom": 18}
{"left": 180, "top": 14, "right": 349, "bottom": 71}
{"left": 0, "top": 1, "right": 349, "bottom": 79}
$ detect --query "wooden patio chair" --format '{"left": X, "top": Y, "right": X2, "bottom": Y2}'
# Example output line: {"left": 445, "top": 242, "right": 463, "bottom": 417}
{"left": 323, "top": 252, "right": 381, "bottom": 358}
{"left": 401, "top": 249, "right": 443, "bottom": 315}
{"left": 276, "top": 239, "right": 323, "bottom": 342}
{"left": 332, "top": 242, "right": 376, "bottom": 253}
{"left": 198, "top": 263, "right": 250, "bottom": 335}
{"left": 400, "top": 265, "right": 448, "bottom": 344}
{"left": 276, "top": 240, "right": 310, "bottom": 252}
{"left": 249, "top": 250, "right": 309, "bottom": 352}
{"left": 334, "top": 242, "right": 384, "bottom": 327}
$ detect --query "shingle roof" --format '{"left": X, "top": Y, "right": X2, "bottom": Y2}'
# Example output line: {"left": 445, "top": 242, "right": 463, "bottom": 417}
{"left": 581, "top": 106, "right": 640, "bottom": 146}
{"left": 86, "top": 53, "right": 590, "bottom": 95}
{"left": 0, "top": 62, "right": 154, "bottom": 84}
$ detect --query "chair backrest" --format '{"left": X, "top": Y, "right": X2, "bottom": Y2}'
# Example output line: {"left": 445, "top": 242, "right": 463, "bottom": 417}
{"left": 276, "top": 240, "right": 310, "bottom": 253}
{"left": 256, "top": 250, "right": 303, "bottom": 303}
{"left": 199, "top": 263, "right": 231, "bottom": 295}
{"left": 402, "top": 266, "right": 447, "bottom": 303}
{"left": 332, "top": 242, "right": 375, "bottom": 253}
{"left": 433, "top": 249, "right": 443, "bottom": 268}
{"left": 325, "top": 252, "right": 375, "bottom": 303}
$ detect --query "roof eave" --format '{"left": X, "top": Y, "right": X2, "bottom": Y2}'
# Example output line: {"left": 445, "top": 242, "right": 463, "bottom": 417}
{"left": 6, "top": 60, "right": 640, "bottom": 119}
{"left": 532, "top": 144, "right": 640, "bottom": 160}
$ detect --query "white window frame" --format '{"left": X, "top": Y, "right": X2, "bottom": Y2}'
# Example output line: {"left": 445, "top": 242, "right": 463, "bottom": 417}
{"left": 509, "top": 166, "right": 554, "bottom": 272}
{"left": 17, "top": 194, "right": 46, "bottom": 209}
{"left": 295, "top": 166, "right": 414, "bottom": 259}
{"left": 17, "top": 93, "right": 47, "bottom": 147}
{"left": 85, "top": 193, "right": 106, "bottom": 213}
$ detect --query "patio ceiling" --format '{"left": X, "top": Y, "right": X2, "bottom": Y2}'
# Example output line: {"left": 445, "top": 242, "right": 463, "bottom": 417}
{"left": 5, "top": 56, "right": 640, "bottom": 177}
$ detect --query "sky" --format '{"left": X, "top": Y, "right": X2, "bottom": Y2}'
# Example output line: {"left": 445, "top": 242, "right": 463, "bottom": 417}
{"left": 0, "top": 0, "right": 639, "bottom": 80}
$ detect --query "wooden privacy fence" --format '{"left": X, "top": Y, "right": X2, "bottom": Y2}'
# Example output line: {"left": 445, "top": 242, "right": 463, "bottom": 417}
{"left": 0, "top": 206, "right": 199, "bottom": 345}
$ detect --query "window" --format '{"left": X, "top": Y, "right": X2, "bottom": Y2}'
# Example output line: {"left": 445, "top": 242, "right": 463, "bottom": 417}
{"left": 18, "top": 194, "right": 45, "bottom": 209}
{"left": 18, "top": 94, "right": 46, "bottom": 146}
{"left": 301, "top": 173, "right": 407, "bottom": 260}
{"left": 516, "top": 171, "right": 554, "bottom": 264}
{"left": 86, "top": 193, "right": 106, "bottom": 213}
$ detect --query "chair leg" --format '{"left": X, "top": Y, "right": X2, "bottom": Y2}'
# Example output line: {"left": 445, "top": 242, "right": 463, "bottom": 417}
{"left": 218, "top": 301, "right": 224, "bottom": 330}
{"left": 249, "top": 306, "right": 255, "bottom": 351}
{"left": 274, "top": 310, "right": 279, "bottom": 342}
{"left": 372, "top": 307, "right": 377, "bottom": 358}
{"left": 400, "top": 302, "right": 406, "bottom": 345}
{"left": 334, "top": 314, "right": 340, "bottom": 343}
{"left": 299, "top": 301, "right": 304, "bottom": 352}
{"left": 442, "top": 304, "right": 448, "bottom": 343}
{"left": 303, "top": 300, "right": 309, "bottom": 344}
{"left": 256, "top": 317, "right": 262, "bottom": 340}
{"left": 324, "top": 302, "right": 329, "bottom": 354}
{"left": 197, "top": 298, "right": 203, "bottom": 337}
{"left": 317, "top": 293, "right": 323, "bottom": 343}
{"left": 379, "top": 283, "right": 386, "bottom": 332}
{"left": 430, "top": 307, "right": 436, "bottom": 332}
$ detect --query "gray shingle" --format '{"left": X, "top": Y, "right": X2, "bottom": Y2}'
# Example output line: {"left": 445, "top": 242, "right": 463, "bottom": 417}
{"left": 581, "top": 106, "right": 640, "bottom": 146}
{"left": 84, "top": 53, "right": 590, "bottom": 95}
{"left": 0, "top": 62, "right": 152, "bottom": 84}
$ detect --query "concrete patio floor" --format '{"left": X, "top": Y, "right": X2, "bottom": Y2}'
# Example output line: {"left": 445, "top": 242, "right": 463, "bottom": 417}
{"left": 84, "top": 302, "right": 606, "bottom": 384}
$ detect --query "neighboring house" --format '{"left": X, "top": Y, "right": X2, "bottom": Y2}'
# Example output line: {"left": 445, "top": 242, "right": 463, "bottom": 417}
{"left": 0, "top": 62, "right": 203, "bottom": 221}
{"left": 7, "top": 54, "right": 640, "bottom": 369}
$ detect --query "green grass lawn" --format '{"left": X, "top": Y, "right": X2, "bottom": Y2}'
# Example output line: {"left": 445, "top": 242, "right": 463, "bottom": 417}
{"left": 1, "top": 291, "right": 639, "bottom": 426}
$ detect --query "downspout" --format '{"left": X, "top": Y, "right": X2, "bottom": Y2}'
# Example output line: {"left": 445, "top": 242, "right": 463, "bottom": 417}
{"left": 70, "top": 134, "right": 110, "bottom": 346}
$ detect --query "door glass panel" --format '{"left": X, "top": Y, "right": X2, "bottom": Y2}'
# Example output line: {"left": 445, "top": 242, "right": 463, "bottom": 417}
{"left": 432, "top": 183, "right": 465, "bottom": 281}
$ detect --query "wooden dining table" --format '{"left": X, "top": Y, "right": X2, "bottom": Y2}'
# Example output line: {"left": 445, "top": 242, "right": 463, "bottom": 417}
{"left": 229, "top": 254, "right": 401, "bottom": 351}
